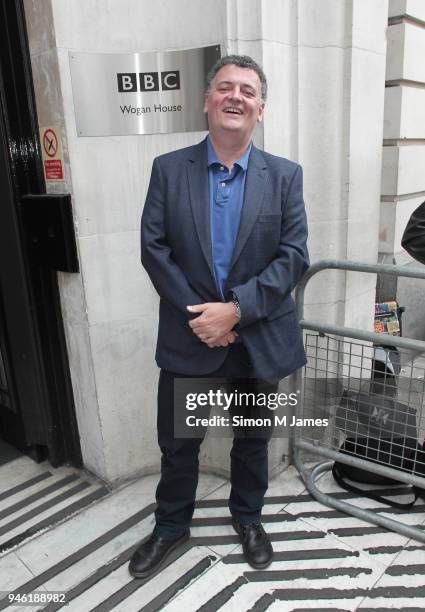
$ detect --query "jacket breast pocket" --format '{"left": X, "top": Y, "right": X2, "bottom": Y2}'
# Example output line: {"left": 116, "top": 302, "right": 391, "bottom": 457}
{"left": 252, "top": 214, "right": 282, "bottom": 254}
{"left": 258, "top": 213, "right": 282, "bottom": 223}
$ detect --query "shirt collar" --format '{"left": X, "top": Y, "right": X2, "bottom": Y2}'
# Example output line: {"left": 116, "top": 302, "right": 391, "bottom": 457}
{"left": 206, "top": 135, "right": 252, "bottom": 171}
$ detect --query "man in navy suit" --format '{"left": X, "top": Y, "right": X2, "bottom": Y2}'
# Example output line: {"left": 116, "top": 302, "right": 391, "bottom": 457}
{"left": 130, "top": 55, "right": 309, "bottom": 578}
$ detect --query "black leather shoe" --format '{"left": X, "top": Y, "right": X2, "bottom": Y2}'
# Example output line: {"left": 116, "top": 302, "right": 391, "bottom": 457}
{"left": 232, "top": 519, "right": 273, "bottom": 569}
{"left": 129, "top": 530, "right": 190, "bottom": 578}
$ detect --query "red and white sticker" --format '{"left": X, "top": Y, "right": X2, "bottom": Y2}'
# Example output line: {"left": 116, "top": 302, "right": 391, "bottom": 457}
{"left": 39, "top": 126, "right": 64, "bottom": 181}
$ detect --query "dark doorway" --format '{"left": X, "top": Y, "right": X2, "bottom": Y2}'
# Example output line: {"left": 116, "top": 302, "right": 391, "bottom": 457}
{"left": 0, "top": 0, "right": 82, "bottom": 467}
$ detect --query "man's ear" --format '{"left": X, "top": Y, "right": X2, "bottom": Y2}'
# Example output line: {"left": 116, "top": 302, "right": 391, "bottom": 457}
{"left": 257, "top": 103, "right": 265, "bottom": 123}
{"left": 203, "top": 93, "right": 209, "bottom": 114}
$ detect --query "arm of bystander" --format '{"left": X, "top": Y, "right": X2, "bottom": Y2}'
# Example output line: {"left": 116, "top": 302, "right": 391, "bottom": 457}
{"left": 402, "top": 200, "right": 425, "bottom": 265}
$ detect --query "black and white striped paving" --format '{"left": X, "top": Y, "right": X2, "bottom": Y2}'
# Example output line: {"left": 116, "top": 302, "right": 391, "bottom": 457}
{"left": 1, "top": 455, "right": 425, "bottom": 611}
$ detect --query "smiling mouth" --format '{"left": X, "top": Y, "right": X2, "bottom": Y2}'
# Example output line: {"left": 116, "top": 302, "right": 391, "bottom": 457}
{"left": 223, "top": 107, "right": 243, "bottom": 115}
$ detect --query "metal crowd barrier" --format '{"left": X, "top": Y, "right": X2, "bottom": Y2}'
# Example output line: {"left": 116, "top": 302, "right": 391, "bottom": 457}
{"left": 292, "top": 259, "right": 425, "bottom": 542}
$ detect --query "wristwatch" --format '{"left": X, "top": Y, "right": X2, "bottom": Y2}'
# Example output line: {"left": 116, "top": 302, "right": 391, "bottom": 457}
{"left": 232, "top": 295, "right": 241, "bottom": 320}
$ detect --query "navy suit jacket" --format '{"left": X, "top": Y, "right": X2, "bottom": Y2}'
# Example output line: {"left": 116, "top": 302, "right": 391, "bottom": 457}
{"left": 141, "top": 138, "right": 309, "bottom": 379}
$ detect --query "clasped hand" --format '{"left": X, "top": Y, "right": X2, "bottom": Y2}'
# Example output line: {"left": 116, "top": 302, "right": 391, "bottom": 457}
{"left": 187, "top": 302, "right": 239, "bottom": 348}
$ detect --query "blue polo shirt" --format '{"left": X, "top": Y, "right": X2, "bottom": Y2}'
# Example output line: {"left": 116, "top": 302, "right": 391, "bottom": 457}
{"left": 207, "top": 136, "right": 251, "bottom": 299}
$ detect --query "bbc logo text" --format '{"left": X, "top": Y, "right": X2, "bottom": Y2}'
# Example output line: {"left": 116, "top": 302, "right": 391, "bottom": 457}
{"left": 117, "top": 72, "right": 180, "bottom": 92}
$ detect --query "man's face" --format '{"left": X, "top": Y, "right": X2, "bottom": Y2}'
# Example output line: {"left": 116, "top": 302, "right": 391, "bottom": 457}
{"left": 203, "top": 64, "right": 265, "bottom": 141}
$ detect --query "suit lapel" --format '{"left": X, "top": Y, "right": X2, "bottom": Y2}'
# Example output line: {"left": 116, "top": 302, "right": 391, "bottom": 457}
{"left": 229, "top": 145, "right": 267, "bottom": 270}
{"left": 186, "top": 139, "right": 214, "bottom": 278}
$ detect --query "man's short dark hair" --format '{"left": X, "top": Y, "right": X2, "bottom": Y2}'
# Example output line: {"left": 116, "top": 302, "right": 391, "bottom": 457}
{"left": 206, "top": 55, "right": 268, "bottom": 102}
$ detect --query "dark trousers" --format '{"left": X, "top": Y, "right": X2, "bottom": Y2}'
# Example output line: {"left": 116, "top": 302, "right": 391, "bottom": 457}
{"left": 154, "top": 344, "right": 276, "bottom": 539}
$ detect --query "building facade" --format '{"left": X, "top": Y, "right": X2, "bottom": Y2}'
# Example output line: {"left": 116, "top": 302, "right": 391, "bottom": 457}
{"left": 4, "top": 0, "right": 421, "bottom": 484}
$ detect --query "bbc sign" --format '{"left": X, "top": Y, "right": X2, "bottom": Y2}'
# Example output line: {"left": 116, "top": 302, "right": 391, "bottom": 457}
{"left": 69, "top": 45, "right": 221, "bottom": 136}
{"left": 117, "top": 72, "right": 180, "bottom": 92}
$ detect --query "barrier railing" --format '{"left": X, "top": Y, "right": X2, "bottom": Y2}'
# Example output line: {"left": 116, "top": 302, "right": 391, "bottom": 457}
{"left": 292, "top": 259, "right": 425, "bottom": 542}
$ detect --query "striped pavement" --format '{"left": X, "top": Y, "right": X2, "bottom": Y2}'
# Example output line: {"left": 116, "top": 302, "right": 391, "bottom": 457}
{"left": 0, "top": 456, "right": 425, "bottom": 611}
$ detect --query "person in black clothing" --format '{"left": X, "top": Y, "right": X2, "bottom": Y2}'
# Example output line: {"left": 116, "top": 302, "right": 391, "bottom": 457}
{"left": 402, "top": 200, "right": 425, "bottom": 264}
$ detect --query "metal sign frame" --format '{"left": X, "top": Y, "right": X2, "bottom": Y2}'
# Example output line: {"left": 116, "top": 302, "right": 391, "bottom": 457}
{"left": 69, "top": 45, "right": 221, "bottom": 137}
